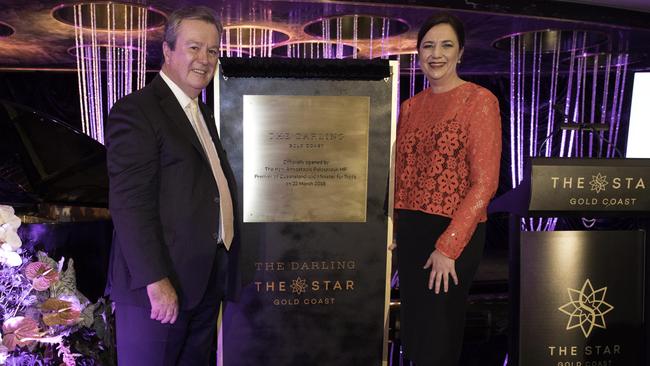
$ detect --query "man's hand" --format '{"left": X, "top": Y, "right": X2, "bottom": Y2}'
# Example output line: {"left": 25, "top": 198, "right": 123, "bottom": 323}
{"left": 146, "top": 277, "right": 178, "bottom": 324}
{"left": 423, "top": 249, "right": 458, "bottom": 294}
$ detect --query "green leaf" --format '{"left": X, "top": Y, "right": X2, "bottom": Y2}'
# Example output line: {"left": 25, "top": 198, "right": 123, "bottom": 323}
{"left": 79, "top": 301, "right": 97, "bottom": 328}
{"left": 36, "top": 251, "right": 57, "bottom": 269}
{"left": 50, "top": 258, "right": 78, "bottom": 297}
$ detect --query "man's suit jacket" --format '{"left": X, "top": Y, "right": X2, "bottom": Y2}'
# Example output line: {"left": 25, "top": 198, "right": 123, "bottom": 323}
{"left": 106, "top": 75, "right": 240, "bottom": 310}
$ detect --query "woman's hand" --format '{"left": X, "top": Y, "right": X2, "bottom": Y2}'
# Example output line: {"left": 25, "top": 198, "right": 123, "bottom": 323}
{"left": 388, "top": 239, "right": 397, "bottom": 251}
{"left": 423, "top": 249, "right": 458, "bottom": 294}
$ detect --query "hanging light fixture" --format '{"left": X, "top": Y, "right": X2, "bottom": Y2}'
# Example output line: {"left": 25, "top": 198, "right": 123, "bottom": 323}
{"left": 493, "top": 29, "right": 635, "bottom": 231}
{"left": 53, "top": 2, "right": 165, "bottom": 144}
{"left": 303, "top": 15, "right": 409, "bottom": 60}
{"left": 272, "top": 41, "right": 357, "bottom": 59}
{"left": 221, "top": 25, "right": 290, "bottom": 58}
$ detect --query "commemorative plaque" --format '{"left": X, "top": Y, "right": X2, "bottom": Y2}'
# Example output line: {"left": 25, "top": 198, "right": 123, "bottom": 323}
{"left": 243, "top": 95, "right": 370, "bottom": 222}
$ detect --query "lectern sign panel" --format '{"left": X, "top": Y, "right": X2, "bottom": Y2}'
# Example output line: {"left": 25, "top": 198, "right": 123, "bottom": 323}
{"left": 243, "top": 95, "right": 369, "bottom": 222}
{"left": 520, "top": 231, "right": 644, "bottom": 366}
{"left": 530, "top": 158, "right": 650, "bottom": 213}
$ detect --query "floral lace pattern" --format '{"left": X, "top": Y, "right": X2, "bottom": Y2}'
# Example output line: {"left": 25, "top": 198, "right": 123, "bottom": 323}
{"left": 395, "top": 83, "right": 501, "bottom": 259}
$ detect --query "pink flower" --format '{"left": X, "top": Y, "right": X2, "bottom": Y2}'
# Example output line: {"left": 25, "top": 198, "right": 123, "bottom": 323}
{"left": 439, "top": 132, "right": 460, "bottom": 155}
{"left": 24, "top": 262, "right": 59, "bottom": 291}
{"left": 423, "top": 178, "right": 437, "bottom": 191}
{"left": 400, "top": 166, "right": 417, "bottom": 187}
{"left": 40, "top": 298, "right": 82, "bottom": 327}
{"left": 458, "top": 161, "right": 469, "bottom": 177}
{"left": 447, "top": 121, "right": 461, "bottom": 133}
{"left": 416, "top": 153, "right": 430, "bottom": 168}
{"left": 459, "top": 180, "right": 469, "bottom": 195}
{"left": 447, "top": 159, "right": 457, "bottom": 170}
{"left": 414, "top": 189, "right": 431, "bottom": 206}
{"left": 405, "top": 153, "right": 416, "bottom": 166}
{"left": 443, "top": 194, "right": 461, "bottom": 215}
{"left": 415, "top": 140, "right": 429, "bottom": 155}
{"left": 432, "top": 123, "right": 445, "bottom": 135}
{"left": 458, "top": 129, "right": 468, "bottom": 144}
{"left": 399, "top": 132, "right": 417, "bottom": 154}
{"left": 432, "top": 192, "right": 443, "bottom": 205}
{"left": 2, "top": 317, "right": 40, "bottom": 351}
{"left": 437, "top": 170, "right": 459, "bottom": 195}
{"left": 425, "top": 152, "right": 444, "bottom": 176}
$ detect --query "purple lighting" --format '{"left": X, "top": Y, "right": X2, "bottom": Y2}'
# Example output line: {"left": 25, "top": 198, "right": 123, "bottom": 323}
{"left": 609, "top": 54, "right": 629, "bottom": 157}
{"left": 509, "top": 35, "right": 517, "bottom": 189}
{"left": 71, "top": 2, "right": 149, "bottom": 145}
{"left": 507, "top": 29, "right": 630, "bottom": 231}
{"left": 221, "top": 24, "right": 288, "bottom": 58}
{"left": 559, "top": 32, "right": 578, "bottom": 158}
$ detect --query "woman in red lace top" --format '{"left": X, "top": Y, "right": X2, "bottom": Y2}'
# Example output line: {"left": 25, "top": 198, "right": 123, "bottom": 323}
{"left": 393, "top": 13, "right": 501, "bottom": 365}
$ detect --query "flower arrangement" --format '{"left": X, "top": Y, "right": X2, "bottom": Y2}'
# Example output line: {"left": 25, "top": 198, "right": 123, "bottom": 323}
{"left": 0, "top": 205, "right": 114, "bottom": 365}
{"left": 0, "top": 206, "right": 22, "bottom": 268}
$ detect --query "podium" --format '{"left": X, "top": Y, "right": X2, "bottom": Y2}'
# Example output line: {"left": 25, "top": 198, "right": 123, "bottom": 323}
{"left": 490, "top": 158, "right": 650, "bottom": 366}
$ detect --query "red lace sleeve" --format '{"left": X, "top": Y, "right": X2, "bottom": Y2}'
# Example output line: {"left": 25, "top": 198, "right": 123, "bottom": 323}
{"left": 435, "top": 90, "right": 501, "bottom": 259}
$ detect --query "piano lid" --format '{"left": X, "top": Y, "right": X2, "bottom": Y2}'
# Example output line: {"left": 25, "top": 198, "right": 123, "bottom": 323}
{"left": 0, "top": 99, "right": 108, "bottom": 212}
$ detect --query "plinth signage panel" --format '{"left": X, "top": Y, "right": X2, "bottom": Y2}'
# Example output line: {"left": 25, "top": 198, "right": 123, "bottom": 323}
{"left": 243, "top": 95, "right": 369, "bottom": 222}
{"left": 217, "top": 59, "right": 396, "bottom": 366}
{"left": 520, "top": 231, "right": 645, "bottom": 366}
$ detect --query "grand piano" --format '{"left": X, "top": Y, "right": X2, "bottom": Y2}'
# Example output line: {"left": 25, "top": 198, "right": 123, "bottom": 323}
{"left": 0, "top": 99, "right": 111, "bottom": 301}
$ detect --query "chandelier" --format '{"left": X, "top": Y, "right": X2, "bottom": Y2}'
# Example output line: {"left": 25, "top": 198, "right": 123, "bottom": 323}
{"left": 54, "top": 2, "right": 165, "bottom": 144}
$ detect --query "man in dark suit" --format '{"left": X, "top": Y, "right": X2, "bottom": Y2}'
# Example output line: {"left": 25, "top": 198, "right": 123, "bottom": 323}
{"left": 105, "top": 6, "right": 239, "bottom": 365}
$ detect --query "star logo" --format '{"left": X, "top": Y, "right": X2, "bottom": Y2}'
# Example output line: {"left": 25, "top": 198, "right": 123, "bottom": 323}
{"left": 589, "top": 173, "right": 608, "bottom": 193}
{"left": 290, "top": 277, "right": 308, "bottom": 295}
{"left": 558, "top": 279, "right": 614, "bottom": 338}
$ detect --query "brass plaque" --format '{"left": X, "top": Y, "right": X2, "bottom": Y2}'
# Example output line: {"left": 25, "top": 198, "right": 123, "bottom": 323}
{"left": 243, "top": 95, "right": 369, "bottom": 222}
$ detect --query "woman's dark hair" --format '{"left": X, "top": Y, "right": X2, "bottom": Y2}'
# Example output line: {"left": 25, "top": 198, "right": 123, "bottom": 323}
{"left": 416, "top": 13, "right": 465, "bottom": 51}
